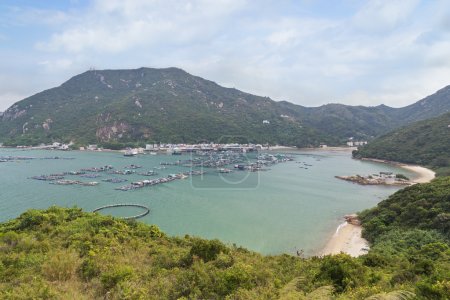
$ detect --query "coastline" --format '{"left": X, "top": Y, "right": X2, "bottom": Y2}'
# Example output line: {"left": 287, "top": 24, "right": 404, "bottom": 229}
{"left": 299, "top": 146, "right": 357, "bottom": 152}
{"left": 360, "top": 158, "right": 436, "bottom": 184}
{"left": 399, "top": 165, "right": 436, "bottom": 184}
{"left": 267, "top": 145, "right": 297, "bottom": 151}
{"left": 320, "top": 222, "right": 369, "bottom": 257}
{"left": 321, "top": 158, "right": 435, "bottom": 257}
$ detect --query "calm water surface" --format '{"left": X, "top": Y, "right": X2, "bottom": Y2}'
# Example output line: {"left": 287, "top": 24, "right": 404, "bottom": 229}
{"left": 0, "top": 148, "right": 415, "bottom": 255}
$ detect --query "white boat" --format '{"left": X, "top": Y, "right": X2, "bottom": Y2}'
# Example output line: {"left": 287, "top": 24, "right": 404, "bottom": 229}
{"left": 124, "top": 148, "right": 138, "bottom": 156}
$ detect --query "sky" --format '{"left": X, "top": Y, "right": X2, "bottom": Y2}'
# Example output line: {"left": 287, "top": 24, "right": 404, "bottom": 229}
{"left": 1, "top": 0, "right": 450, "bottom": 111}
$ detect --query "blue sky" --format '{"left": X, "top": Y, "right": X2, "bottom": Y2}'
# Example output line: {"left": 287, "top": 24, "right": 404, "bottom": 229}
{"left": 1, "top": 0, "right": 450, "bottom": 110}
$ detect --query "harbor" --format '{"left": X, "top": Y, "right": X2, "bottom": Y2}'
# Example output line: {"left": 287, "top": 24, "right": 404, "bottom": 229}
{"left": 0, "top": 147, "right": 414, "bottom": 255}
{"left": 27, "top": 151, "right": 296, "bottom": 192}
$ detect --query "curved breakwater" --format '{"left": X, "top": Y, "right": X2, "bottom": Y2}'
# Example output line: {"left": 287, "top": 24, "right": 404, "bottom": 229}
{"left": 93, "top": 203, "right": 150, "bottom": 219}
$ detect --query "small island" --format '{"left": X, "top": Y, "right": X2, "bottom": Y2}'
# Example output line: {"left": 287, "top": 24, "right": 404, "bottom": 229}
{"left": 336, "top": 171, "right": 411, "bottom": 186}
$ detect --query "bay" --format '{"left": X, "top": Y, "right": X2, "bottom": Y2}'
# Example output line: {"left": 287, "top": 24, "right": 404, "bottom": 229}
{"left": 0, "top": 148, "right": 414, "bottom": 255}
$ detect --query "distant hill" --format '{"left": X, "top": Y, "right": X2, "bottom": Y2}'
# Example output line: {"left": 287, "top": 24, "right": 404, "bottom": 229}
{"left": 1, "top": 67, "right": 449, "bottom": 147}
{"left": 393, "top": 85, "right": 450, "bottom": 123}
{"left": 353, "top": 112, "right": 450, "bottom": 175}
{"left": 0, "top": 68, "right": 333, "bottom": 147}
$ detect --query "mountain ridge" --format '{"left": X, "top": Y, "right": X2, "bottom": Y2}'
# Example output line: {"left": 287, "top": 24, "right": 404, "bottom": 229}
{"left": 1, "top": 67, "right": 449, "bottom": 147}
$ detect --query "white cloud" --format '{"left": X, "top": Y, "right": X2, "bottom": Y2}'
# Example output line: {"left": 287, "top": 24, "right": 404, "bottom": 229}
{"left": 0, "top": 92, "right": 30, "bottom": 111}
{"left": 353, "top": 0, "right": 420, "bottom": 33}
{"left": 1, "top": 6, "right": 70, "bottom": 27}
{"left": 37, "top": 58, "right": 73, "bottom": 70}
{"left": 1, "top": 0, "right": 450, "bottom": 110}
{"left": 37, "top": 0, "right": 248, "bottom": 54}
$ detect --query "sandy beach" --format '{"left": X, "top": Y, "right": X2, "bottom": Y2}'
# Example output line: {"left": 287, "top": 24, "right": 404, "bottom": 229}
{"left": 400, "top": 165, "right": 436, "bottom": 183}
{"left": 360, "top": 158, "right": 436, "bottom": 184}
{"left": 299, "top": 146, "right": 357, "bottom": 152}
{"left": 268, "top": 145, "right": 297, "bottom": 151}
{"left": 320, "top": 222, "right": 369, "bottom": 257}
{"left": 321, "top": 160, "right": 435, "bottom": 257}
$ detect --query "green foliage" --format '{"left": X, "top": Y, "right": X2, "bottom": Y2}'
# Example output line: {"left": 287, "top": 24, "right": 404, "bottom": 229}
{"left": 315, "top": 254, "right": 366, "bottom": 292}
{"left": 354, "top": 112, "right": 450, "bottom": 171}
{"left": 0, "top": 68, "right": 338, "bottom": 147}
{"left": 41, "top": 250, "right": 80, "bottom": 281}
{"left": 358, "top": 178, "right": 450, "bottom": 300}
{"left": 365, "top": 290, "right": 416, "bottom": 300}
{"left": 79, "top": 258, "right": 100, "bottom": 281}
{"left": 395, "top": 174, "right": 409, "bottom": 180}
{"left": 2, "top": 68, "right": 449, "bottom": 147}
{"left": 189, "top": 238, "right": 229, "bottom": 262}
{"left": 101, "top": 265, "right": 134, "bottom": 291}
{"left": 359, "top": 177, "right": 450, "bottom": 242}
{"left": 0, "top": 184, "right": 449, "bottom": 300}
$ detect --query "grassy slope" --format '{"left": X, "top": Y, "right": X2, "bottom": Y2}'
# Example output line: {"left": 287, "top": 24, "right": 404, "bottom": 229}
{"left": 1, "top": 178, "right": 449, "bottom": 299}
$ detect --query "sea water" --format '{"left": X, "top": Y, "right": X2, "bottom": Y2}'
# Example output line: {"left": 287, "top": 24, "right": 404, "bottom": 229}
{"left": 0, "top": 148, "right": 414, "bottom": 255}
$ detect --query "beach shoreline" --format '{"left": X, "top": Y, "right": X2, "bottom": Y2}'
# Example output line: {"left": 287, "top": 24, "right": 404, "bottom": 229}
{"left": 360, "top": 158, "right": 436, "bottom": 184}
{"left": 268, "top": 145, "right": 298, "bottom": 151}
{"left": 320, "top": 222, "right": 369, "bottom": 257}
{"left": 399, "top": 165, "right": 436, "bottom": 184}
{"left": 321, "top": 158, "right": 435, "bottom": 257}
{"left": 299, "top": 146, "right": 357, "bottom": 152}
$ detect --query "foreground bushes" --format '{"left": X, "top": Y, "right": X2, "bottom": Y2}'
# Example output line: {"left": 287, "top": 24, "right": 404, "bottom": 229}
{"left": 0, "top": 177, "right": 449, "bottom": 300}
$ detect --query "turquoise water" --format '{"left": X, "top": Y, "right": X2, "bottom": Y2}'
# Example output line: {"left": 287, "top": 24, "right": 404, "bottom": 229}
{"left": 0, "top": 148, "right": 414, "bottom": 255}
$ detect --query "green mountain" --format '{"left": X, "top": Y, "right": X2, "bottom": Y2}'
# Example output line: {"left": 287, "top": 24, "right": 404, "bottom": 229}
{"left": 394, "top": 86, "right": 450, "bottom": 123}
{"left": 1, "top": 178, "right": 449, "bottom": 299}
{"left": 1, "top": 67, "right": 450, "bottom": 147}
{"left": 0, "top": 68, "right": 333, "bottom": 147}
{"left": 353, "top": 112, "right": 450, "bottom": 175}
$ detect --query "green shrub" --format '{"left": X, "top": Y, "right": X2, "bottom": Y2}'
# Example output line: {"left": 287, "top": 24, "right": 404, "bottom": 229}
{"left": 189, "top": 239, "right": 229, "bottom": 263}
{"left": 41, "top": 250, "right": 80, "bottom": 281}
{"left": 1, "top": 231, "right": 20, "bottom": 247}
{"left": 79, "top": 258, "right": 100, "bottom": 281}
{"left": 315, "top": 254, "right": 366, "bottom": 292}
{"left": 101, "top": 265, "right": 134, "bottom": 291}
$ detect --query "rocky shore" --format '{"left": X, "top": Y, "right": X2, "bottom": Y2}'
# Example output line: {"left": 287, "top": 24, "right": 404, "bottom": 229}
{"left": 335, "top": 175, "right": 411, "bottom": 186}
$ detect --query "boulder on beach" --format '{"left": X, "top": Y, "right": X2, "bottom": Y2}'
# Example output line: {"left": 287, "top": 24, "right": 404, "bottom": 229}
{"left": 344, "top": 214, "right": 361, "bottom": 226}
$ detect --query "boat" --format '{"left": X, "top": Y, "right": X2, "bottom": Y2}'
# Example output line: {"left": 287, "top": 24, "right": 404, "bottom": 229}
{"left": 172, "top": 147, "right": 182, "bottom": 155}
{"left": 102, "top": 178, "right": 128, "bottom": 183}
{"left": 124, "top": 148, "right": 138, "bottom": 156}
{"left": 138, "top": 171, "right": 158, "bottom": 176}
{"left": 124, "top": 164, "right": 142, "bottom": 169}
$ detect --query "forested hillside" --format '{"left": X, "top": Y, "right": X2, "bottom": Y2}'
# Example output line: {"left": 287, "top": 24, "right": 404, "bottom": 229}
{"left": 353, "top": 112, "right": 450, "bottom": 176}
{"left": 0, "top": 68, "right": 336, "bottom": 148}
{"left": 1, "top": 68, "right": 449, "bottom": 148}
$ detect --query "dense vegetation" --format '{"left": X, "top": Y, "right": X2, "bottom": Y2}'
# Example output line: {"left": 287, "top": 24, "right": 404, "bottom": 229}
{"left": 360, "top": 177, "right": 450, "bottom": 242}
{"left": 353, "top": 112, "right": 450, "bottom": 176}
{"left": 0, "top": 68, "right": 337, "bottom": 148}
{"left": 1, "top": 178, "right": 449, "bottom": 299}
{"left": 1, "top": 68, "right": 449, "bottom": 148}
